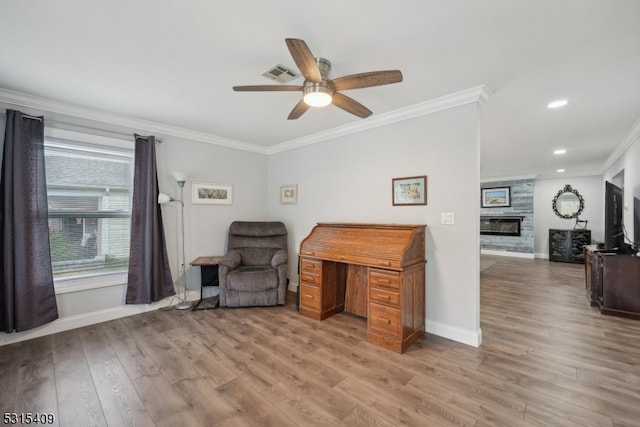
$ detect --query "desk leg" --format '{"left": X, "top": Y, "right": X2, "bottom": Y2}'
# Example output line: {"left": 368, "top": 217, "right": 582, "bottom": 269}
{"left": 192, "top": 265, "right": 220, "bottom": 310}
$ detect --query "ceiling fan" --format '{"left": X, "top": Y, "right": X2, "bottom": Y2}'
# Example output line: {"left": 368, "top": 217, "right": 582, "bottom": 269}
{"left": 232, "top": 38, "right": 403, "bottom": 120}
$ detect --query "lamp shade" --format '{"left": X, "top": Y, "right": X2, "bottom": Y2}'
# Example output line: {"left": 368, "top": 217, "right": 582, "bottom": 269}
{"left": 158, "top": 192, "right": 172, "bottom": 204}
{"left": 172, "top": 171, "right": 188, "bottom": 183}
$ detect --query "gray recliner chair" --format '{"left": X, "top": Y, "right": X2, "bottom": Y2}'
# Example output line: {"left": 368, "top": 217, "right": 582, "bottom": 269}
{"left": 218, "top": 221, "right": 288, "bottom": 307}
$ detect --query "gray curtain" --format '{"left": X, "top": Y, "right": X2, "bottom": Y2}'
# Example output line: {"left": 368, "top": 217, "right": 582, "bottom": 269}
{"left": 126, "top": 134, "right": 175, "bottom": 304}
{"left": 0, "top": 109, "right": 58, "bottom": 332}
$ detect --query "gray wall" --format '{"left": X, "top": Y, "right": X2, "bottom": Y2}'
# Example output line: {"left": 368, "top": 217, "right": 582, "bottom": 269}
{"left": 269, "top": 103, "right": 482, "bottom": 346}
{"left": 0, "top": 102, "right": 270, "bottom": 345}
{"left": 480, "top": 179, "right": 534, "bottom": 254}
{"left": 603, "top": 127, "right": 640, "bottom": 242}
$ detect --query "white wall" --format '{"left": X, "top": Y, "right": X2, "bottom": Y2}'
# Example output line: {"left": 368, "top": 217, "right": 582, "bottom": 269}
{"left": 155, "top": 134, "right": 268, "bottom": 289}
{"left": 269, "top": 103, "right": 482, "bottom": 346}
{"left": 603, "top": 127, "right": 640, "bottom": 242}
{"left": 534, "top": 175, "right": 603, "bottom": 257}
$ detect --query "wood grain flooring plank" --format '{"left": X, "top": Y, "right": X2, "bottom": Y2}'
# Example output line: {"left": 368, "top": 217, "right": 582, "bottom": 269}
{"left": 89, "top": 357, "right": 154, "bottom": 427}
{"left": 214, "top": 376, "right": 299, "bottom": 427}
{"left": 53, "top": 329, "right": 106, "bottom": 427}
{"left": 135, "top": 330, "right": 199, "bottom": 384}
{"left": 334, "top": 376, "right": 470, "bottom": 426}
{"left": 341, "top": 405, "right": 405, "bottom": 427}
{"left": 13, "top": 338, "right": 59, "bottom": 426}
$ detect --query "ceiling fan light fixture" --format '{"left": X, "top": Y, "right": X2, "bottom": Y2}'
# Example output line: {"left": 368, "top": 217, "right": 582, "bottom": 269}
{"left": 303, "top": 83, "right": 333, "bottom": 107}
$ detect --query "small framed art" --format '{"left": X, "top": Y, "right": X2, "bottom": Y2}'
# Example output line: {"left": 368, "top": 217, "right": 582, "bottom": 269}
{"left": 280, "top": 184, "right": 298, "bottom": 204}
{"left": 192, "top": 182, "right": 233, "bottom": 205}
{"left": 481, "top": 187, "right": 511, "bottom": 208}
{"left": 392, "top": 175, "right": 427, "bottom": 206}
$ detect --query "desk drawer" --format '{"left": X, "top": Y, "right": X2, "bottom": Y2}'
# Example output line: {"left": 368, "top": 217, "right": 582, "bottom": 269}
{"left": 299, "top": 283, "right": 321, "bottom": 310}
{"left": 300, "top": 258, "right": 322, "bottom": 274}
{"left": 369, "top": 287, "right": 400, "bottom": 307}
{"left": 300, "top": 273, "right": 321, "bottom": 285}
{"left": 369, "top": 302, "right": 401, "bottom": 337}
{"left": 369, "top": 269, "right": 400, "bottom": 289}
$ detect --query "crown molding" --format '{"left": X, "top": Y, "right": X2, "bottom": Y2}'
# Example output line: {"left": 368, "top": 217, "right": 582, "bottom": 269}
{"left": 600, "top": 115, "right": 640, "bottom": 174}
{"left": 267, "top": 85, "right": 492, "bottom": 154}
{"left": 0, "top": 87, "right": 269, "bottom": 154}
{"left": 480, "top": 175, "right": 538, "bottom": 183}
{"left": 0, "top": 85, "right": 491, "bottom": 156}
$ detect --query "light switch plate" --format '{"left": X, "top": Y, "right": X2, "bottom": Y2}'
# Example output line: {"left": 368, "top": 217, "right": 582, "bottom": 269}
{"left": 441, "top": 212, "right": 455, "bottom": 225}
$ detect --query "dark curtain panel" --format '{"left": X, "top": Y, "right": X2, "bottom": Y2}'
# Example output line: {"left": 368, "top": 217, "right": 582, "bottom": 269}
{"left": 126, "top": 134, "right": 175, "bottom": 304}
{"left": 0, "top": 110, "right": 58, "bottom": 332}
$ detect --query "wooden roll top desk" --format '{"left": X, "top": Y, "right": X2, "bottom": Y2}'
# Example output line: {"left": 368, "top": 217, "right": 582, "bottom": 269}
{"left": 298, "top": 223, "right": 426, "bottom": 353}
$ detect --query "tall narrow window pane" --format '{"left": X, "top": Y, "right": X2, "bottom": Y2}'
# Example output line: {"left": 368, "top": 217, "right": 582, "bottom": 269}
{"left": 44, "top": 139, "right": 133, "bottom": 279}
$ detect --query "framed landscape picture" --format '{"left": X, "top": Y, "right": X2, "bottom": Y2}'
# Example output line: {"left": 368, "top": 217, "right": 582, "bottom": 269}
{"left": 280, "top": 184, "right": 298, "bottom": 204}
{"left": 481, "top": 187, "right": 511, "bottom": 208}
{"left": 392, "top": 175, "right": 427, "bottom": 206}
{"left": 192, "top": 182, "right": 233, "bottom": 205}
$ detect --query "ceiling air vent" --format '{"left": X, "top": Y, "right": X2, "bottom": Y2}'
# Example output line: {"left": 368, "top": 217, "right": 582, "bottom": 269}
{"left": 262, "top": 64, "right": 299, "bottom": 83}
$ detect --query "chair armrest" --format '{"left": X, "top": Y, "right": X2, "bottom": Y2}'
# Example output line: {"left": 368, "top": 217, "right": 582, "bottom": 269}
{"left": 271, "top": 249, "right": 288, "bottom": 267}
{"left": 220, "top": 250, "right": 242, "bottom": 269}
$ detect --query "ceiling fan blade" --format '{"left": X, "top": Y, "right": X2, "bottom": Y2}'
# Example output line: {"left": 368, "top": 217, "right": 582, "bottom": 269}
{"left": 332, "top": 92, "right": 372, "bottom": 118}
{"left": 287, "top": 99, "right": 310, "bottom": 120}
{"left": 285, "top": 38, "right": 322, "bottom": 83}
{"left": 331, "top": 70, "right": 403, "bottom": 91}
{"left": 233, "top": 85, "right": 302, "bottom": 92}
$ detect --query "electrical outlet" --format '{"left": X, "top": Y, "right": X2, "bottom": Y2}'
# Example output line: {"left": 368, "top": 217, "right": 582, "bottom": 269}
{"left": 441, "top": 212, "right": 455, "bottom": 225}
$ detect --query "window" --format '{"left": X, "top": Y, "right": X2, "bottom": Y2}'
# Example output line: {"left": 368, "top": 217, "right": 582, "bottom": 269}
{"left": 44, "top": 135, "right": 134, "bottom": 282}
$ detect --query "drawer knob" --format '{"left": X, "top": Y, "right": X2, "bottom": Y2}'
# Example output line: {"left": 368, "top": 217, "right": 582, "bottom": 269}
{"left": 378, "top": 294, "right": 391, "bottom": 300}
{"left": 304, "top": 294, "right": 314, "bottom": 299}
{"left": 377, "top": 316, "right": 391, "bottom": 324}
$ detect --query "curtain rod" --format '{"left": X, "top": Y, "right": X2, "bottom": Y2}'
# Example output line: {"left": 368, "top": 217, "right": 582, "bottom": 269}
{"left": 0, "top": 109, "right": 43, "bottom": 122}
{"left": 1, "top": 110, "right": 162, "bottom": 142}
{"left": 23, "top": 114, "right": 43, "bottom": 122}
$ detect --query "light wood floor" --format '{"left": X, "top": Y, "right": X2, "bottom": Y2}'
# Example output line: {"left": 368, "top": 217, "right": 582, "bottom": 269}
{"left": 2, "top": 256, "right": 640, "bottom": 426}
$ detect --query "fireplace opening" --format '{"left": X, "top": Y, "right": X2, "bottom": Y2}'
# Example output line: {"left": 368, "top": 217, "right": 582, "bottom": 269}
{"left": 480, "top": 216, "right": 523, "bottom": 236}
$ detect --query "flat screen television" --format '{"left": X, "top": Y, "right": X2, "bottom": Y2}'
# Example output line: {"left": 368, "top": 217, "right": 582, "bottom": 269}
{"left": 604, "top": 181, "right": 624, "bottom": 251}
{"left": 634, "top": 196, "right": 640, "bottom": 249}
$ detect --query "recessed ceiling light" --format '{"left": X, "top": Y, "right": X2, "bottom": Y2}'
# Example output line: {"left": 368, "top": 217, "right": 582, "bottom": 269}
{"left": 556, "top": 169, "right": 566, "bottom": 173}
{"left": 548, "top": 99, "right": 568, "bottom": 109}
{"left": 554, "top": 149, "right": 567, "bottom": 155}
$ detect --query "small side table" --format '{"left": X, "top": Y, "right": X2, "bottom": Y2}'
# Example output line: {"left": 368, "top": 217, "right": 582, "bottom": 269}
{"left": 190, "top": 256, "right": 223, "bottom": 310}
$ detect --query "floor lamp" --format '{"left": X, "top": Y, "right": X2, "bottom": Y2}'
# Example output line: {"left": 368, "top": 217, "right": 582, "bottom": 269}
{"left": 158, "top": 171, "right": 192, "bottom": 310}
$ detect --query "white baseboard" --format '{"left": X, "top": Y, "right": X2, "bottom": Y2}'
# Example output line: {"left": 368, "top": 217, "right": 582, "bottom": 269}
{"left": 426, "top": 319, "right": 482, "bottom": 347}
{"left": 0, "top": 298, "right": 177, "bottom": 346}
{"left": 288, "top": 281, "right": 299, "bottom": 293}
{"left": 481, "top": 249, "right": 535, "bottom": 259}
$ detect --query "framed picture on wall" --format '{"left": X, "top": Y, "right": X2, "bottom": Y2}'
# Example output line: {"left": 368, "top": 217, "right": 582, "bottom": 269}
{"left": 392, "top": 175, "right": 427, "bottom": 206}
{"left": 192, "top": 182, "right": 233, "bottom": 205}
{"left": 280, "top": 184, "right": 298, "bottom": 204}
{"left": 481, "top": 187, "right": 511, "bottom": 208}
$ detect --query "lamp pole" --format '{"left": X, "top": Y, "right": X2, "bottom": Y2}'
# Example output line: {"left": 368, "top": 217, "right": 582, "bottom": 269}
{"left": 174, "top": 180, "right": 192, "bottom": 310}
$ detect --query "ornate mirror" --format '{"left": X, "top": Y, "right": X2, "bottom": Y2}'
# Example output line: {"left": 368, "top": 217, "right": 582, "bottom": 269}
{"left": 552, "top": 184, "right": 584, "bottom": 219}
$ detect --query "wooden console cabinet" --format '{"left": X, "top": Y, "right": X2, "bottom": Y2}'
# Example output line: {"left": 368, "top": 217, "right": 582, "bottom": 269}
{"left": 584, "top": 245, "right": 640, "bottom": 319}
{"left": 549, "top": 229, "right": 591, "bottom": 263}
{"left": 299, "top": 223, "right": 426, "bottom": 353}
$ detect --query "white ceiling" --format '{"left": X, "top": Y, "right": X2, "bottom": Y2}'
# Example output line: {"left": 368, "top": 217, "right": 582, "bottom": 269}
{"left": 1, "top": 0, "right": 639, "bottom": 179}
